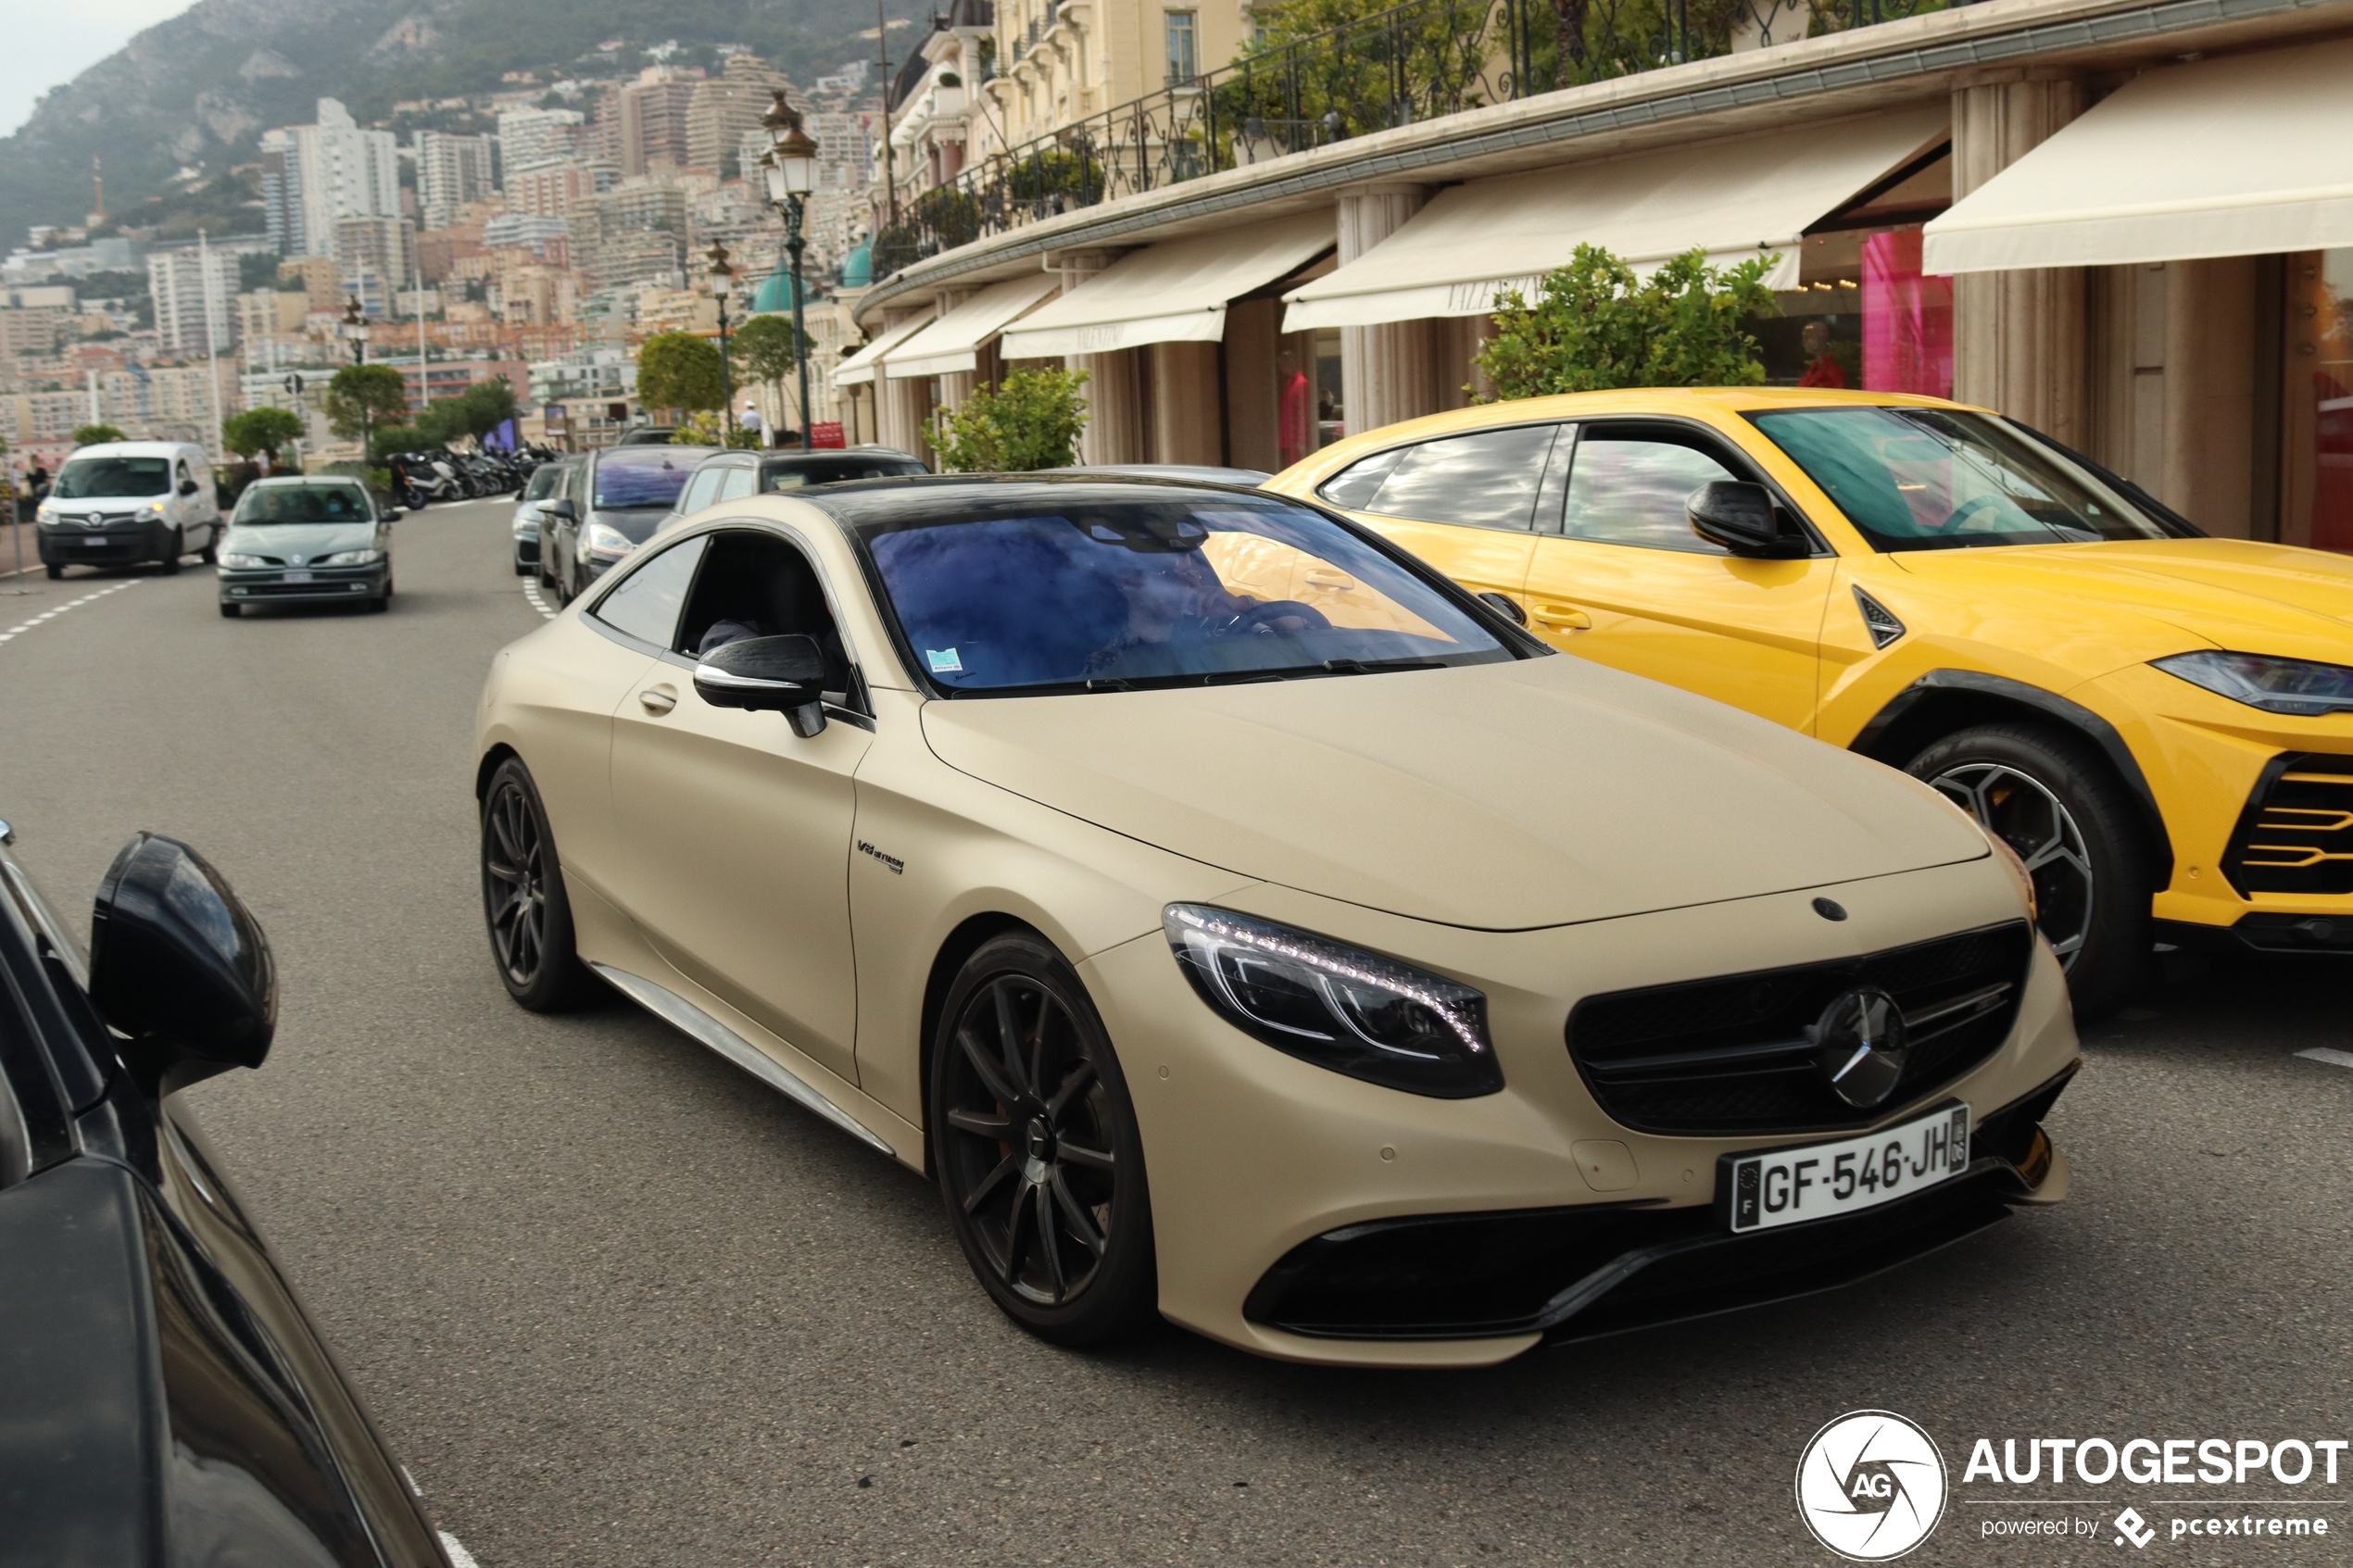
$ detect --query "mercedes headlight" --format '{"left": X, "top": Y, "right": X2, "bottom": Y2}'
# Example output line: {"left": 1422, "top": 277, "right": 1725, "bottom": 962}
{"left": 218, "top": 553, "right": 270, "bottom": 569}
{"left": 318, "top": 548, "right": 383, "bottom": 566}
{"left": 584, "top": 522, "right": 634, "bottom": 560}
{"left": 1162, "top": 905, "right": 1503, "bottom": 1098}
{"left": 2153, "top": 650, "right": 2353, "bottom": 716}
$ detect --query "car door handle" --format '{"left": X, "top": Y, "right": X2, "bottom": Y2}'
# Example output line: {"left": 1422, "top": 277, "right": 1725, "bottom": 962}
{"left": 1532, "top": 604, "right": 1592, "bottom": 631}
{"left": 638, "top": 685, "right": 677, "bottom": 715}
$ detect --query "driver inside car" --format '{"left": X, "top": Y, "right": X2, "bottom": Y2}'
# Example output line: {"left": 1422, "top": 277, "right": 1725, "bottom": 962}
{"left": 1086, "top": 545, "right": 1321, "bottom": 676}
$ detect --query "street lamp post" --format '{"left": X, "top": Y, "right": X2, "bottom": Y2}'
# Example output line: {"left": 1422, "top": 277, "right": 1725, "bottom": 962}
{"left": 761, "top": 91, "right": 820, "bottom": 453}
{"left": 340, "top": 296, "right": 375, "bottom": 461}
{"left": 706, "top": 242, "right": 736, "bottom": 439}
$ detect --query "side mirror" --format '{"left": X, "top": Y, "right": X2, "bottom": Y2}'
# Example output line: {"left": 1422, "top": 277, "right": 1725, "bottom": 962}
{"left": 1687, "top": 481, "right": 1804, "bottom": 558}
{"left": 544, "top": 498, "right": 577, "bottom": 522}
{"left": 177, "top": 479, "right": 200, "bottom": 497}
{"left": 696, "top": 634, "right": 828, "bottom": 737}
{"left": 1476, "top": 590, "right": 1528, "bottom": 627}
{"left": 88, "top": 834, "right": 277, "bottom": 1097}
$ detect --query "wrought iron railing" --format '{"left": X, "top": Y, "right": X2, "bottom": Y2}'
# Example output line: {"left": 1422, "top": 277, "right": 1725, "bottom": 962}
{"left": 871, "top": 0, "right": 1960, "bottom": 276}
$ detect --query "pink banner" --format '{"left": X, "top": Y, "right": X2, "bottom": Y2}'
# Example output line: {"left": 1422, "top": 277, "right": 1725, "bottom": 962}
{"left": 1861, "top": 229, "right": 1953, "bottom": 398}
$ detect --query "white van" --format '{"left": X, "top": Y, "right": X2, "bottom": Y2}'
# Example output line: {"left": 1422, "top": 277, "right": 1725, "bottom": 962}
{"left": 33, "top": 441, "right": 224, "bottom": 579}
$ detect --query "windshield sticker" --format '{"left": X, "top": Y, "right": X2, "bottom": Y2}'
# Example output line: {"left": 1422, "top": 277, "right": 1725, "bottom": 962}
{"left": 926, "top": 647, "right": 963, "bottom": 673}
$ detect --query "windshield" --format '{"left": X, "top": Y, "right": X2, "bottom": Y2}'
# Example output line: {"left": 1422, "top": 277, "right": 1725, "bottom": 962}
{"left": 233, "top": 483, "right": 371, "bottom": 524}
{"left": 522, "top": 463, "right": 564, "bottom": 501}
{"left": 1750, "top": 407, "right": 2175, "bottom": 551}
{"left": 763, "top": 458, "right": 925, "bottom": 491}
{"left": 594, "top": 451, "right": 705, "bottom": 510}
{"left": 861, "top": 494, "right": 1510, "bottom": 694}
{"left": 54, "top": 457, "right": 169, "bottom": 498}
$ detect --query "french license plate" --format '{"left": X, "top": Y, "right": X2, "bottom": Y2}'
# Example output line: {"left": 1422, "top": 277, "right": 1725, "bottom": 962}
{"left": 283, "top": 570, "right": 313, "bottom": 583}
{"left": 1721, "top": 1102, "right": 1970, "bottom": 1233}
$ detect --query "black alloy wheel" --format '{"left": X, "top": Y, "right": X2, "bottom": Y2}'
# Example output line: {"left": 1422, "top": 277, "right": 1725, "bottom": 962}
{"left": 159, "top": 528, "right": 183, "bottom": 575}
{"left": 1906, "top": 721, "right": 2154, "bottom": 1022}
{"left": 198, "top": 536, "right": 218, "bottom": 564}
{"left": 219, "top": 603, "right": 239, "bottom": 619}
{"left": 932, "top": 933, "right": 1155, "bottom": 1346}
{"left": 480, "top": 759, "right": 593, "bottom": 1010}
{"left": 44, "top": 564, "right": 62, "bottom": 580}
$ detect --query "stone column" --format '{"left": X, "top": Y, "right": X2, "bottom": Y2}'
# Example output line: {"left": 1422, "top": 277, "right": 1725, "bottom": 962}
{"left": 1951, "top": 76, "right": 2086, "bottom": 445}
{"left": 1051, "top": 249, "right": 1145, "bottom": 464}
{"left": 875, "top": 306, "right": 936, "bottom": 463}
{"left": 1150, "top": 341, "right": 1222, "bottom": 466}
{"left": 933, "top": 287, "right": 978, "bottom": 413}
{"left": 1223, "top": 298, "right": 1282, "bottom": 473}
{"left": 1338, "top": 183, "right": 1438, "bottom": 439}
{"left": 2162, "top": 256, "right": 2259, "bottom": 537}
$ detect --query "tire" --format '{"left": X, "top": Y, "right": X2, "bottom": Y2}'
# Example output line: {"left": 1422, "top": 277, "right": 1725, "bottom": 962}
{"left": 159, "top": 528, "right": 183, "bottom": 574}
{"left": 44, "top": 564, "right": 62, "bottom": 580}
{"left": 480, "top": 758, "right": 596, "bottom": 1011}
{"left": 366, "top": 593, "right": 389, "bottom": 613}
{"left": 198, "top": 535, "right": 218, "bottom": 565}
{"left": 219, "top": 602, "right": 239, "bottom": 619}
{"left": 929, "top": 932, "right": 1156, "bottom": 1348}
{"left": 1906, "top": 721, "right": 2154, "bottom": 1022}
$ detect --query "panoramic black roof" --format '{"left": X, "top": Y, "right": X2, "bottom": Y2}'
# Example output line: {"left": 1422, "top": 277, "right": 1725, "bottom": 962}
{"left": 796, "top": 472, "right": 1280, "bottom": 532}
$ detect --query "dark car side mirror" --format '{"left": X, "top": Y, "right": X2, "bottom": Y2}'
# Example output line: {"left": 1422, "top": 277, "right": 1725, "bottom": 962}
{"left": 1687, "top": 481, "right": 1805, "bottom": 558}
{"left": 88, "top": 834, "right": 277, "bottom": 1098}
{"left": 177, "top": 479, "right": 199, "bottom": 497}
{"left": 696, "top": 634, "right": 828, "bottom": 737}
{"left": 544, "top": 499, "right": 577, "bottom": 522}
{"left": 1475, "top": 591, "right": 1527, "bottom": 627}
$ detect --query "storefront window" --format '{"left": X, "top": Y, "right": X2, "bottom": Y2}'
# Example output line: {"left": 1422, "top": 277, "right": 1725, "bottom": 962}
{"left": 1753, "top": 224, "right": 1952, "bottom": 398}
{"left": 2291, "top": 249, "right": 2353, "bottom": 551}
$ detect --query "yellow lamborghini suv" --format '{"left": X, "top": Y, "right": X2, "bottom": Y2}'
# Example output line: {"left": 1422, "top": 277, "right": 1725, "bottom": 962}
{"left": 1268, "top": 389, "right": 2353, "bottom": 1017}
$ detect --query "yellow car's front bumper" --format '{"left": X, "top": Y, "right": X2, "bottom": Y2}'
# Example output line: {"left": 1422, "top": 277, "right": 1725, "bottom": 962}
{"left": 2085, "top": 664, "right": 2353, "bottom": 947}
{"left": 1085, "top": 856, "right": 2079, "bottom": 1368}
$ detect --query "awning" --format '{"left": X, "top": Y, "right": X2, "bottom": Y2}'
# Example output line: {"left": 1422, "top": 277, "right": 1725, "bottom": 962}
{"left": 1923, "top": 40, "right": 2353, "bottom": 274}
{"left": 1282, "top": 105, "right": 1948, "bottom": 332}
{"left": 832, "top": 313, "right": 933, "bottom": 387}
{"left": 882, "top": 274, "right": 1060, "bottom": 379}
{"left": 1000, "top": 211, "right": 1334, "bottom": 359}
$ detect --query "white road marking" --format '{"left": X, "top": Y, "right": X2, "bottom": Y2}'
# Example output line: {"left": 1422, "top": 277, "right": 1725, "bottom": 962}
{"left": 437, "top": 1531, "right": 483, "bottom": 1567}
{"left": 0, "top": 580, "right": 140, "bottom": 643}
{"left": 521, "top": 578, "right": 554, "bottom": 620}
{"left": 2294, "top": 1047, "right": 2353, "bottom": 1071}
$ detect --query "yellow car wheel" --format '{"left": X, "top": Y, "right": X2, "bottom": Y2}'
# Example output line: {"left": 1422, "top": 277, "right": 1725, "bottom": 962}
{"left": 1906, "top": 722, "right": 2154, "bottom": 1021}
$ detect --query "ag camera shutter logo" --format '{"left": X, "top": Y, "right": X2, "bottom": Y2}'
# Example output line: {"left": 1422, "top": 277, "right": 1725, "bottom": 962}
{"left": 1796, "top": 1410, "right": 1948, "bottom": 1561}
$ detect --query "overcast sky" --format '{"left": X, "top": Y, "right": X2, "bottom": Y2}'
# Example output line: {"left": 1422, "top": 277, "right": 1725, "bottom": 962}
{"left": 4, "top": 0, "right": 191, "bottom": 138}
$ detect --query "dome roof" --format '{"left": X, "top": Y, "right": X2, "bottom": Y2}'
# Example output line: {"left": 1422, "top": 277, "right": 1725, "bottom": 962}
{"left": 840, "top": 241, "right": 874, "bottom": 290}
{"left": 750, "top": 266, "right": 809, "bottom": 314}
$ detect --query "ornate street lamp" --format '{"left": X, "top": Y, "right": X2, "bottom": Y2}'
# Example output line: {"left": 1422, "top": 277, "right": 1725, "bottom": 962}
{"left": 761, "top": 90, "right": 820, "bottom": 452}
{"left": 339, "top": 296, "right": 371, "bottom": 366}
{"left": 705, "top": 242, "right": 737, "bottom": 438}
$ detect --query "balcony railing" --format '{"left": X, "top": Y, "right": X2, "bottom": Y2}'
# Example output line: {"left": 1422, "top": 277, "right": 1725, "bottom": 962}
{"left": 873, "top": 0, "right": 1962, "bottom": 277}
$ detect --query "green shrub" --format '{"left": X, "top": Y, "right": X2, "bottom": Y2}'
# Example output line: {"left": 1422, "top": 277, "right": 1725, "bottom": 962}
{"left": 930, "top": 368, "right": 1091, "bottom": 472}
{"left": 1473, "top": 245, "right": 1777, "bottom": 400}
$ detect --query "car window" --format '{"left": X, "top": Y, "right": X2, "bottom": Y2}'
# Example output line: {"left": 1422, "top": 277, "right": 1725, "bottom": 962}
{"left": 1750, "top": 406, "right": 2174, "bottom": 551}
{"left": 591, "top": 535, "right": 710, "bottom": 647}
{"left": 716, "top": 465, "right": 759, "bottom": 503}
{"left": 677, "top": 531, "right": 858, "bottom": 701}
{"left": 762, "top": 458, "right": 927, "bottom": 490}
{"left": 233, "top": 483, "right": 370, "bottom": 524}
{"left": 594, "top": 452, "right": 698, "bottom": 510}
{"left": 523, "top": 464, "right": 563, "bottom": 502}
{"left": 1316, "top": 447, "right": 1405, "bottom": 510}
{"left": 1361, "top": 426, "right": 1560, "bottom": 531}
{"left": 676, "top": 467, "right": 726, "bottom": 517}
{"left": 54, "top": 457, "right": 169, "bottom": 498}
{"left": 1560, "top": 434, "right": 1742, "bottom": 555}
{"left": 858, "top": 492, "right": 1511, "bottom": 694}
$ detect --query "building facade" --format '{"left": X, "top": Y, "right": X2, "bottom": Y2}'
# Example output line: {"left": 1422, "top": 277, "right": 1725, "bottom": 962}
{"left": 415, "top": 132, "right": 497, "bottom": 231}
{"left": 146, "top": 245, "right": 240, "bottom": 356}
{"left": 261, "top": 100, "right": 401, "bottom": 260}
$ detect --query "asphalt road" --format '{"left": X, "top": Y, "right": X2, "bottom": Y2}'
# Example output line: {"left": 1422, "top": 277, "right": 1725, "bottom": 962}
{"left": 1, "top": 497, "right": 2348, "bottom": 1568}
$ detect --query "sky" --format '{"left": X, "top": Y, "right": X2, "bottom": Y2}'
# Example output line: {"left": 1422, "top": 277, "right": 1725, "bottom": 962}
{"left": 4, "top": 0, "right": 192, "bottom": 138}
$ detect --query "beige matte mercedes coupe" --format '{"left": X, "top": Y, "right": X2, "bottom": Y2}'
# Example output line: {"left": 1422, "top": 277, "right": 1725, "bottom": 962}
{"left": 472, "top": 475, "right": 2078, "bottom": 1367}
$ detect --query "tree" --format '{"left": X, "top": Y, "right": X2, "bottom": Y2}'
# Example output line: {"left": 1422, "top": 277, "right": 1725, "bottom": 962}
{"left": 222, "top": 406, "right": 305, "bottom": 465}
{"left": 1472, "top": 245, "right": 1777, "bottom": 401}
{"left": 71, "top": 423, "right": 128, "bottom": 446}
{"left": 456, "top": 376, "right": 517, "bottom": 438}
{"left": 734, "top": 314, "right": 804, "bottom": 429}
{"left": 370, "top": 425, "right": 426, "bottom": 463}
{"left": 321, "top": 365, "right": 412, "bottom": 443}
{"left": 636, "top": 332, "right": 725, "bottom": 415}
{"left": 930, "top": 368, "right": 1091, "bottom": 472}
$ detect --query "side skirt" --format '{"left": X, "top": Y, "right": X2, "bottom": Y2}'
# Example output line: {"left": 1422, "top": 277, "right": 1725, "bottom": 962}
{"left": 591, "top": 963, "right": 896, "bottom": 1157}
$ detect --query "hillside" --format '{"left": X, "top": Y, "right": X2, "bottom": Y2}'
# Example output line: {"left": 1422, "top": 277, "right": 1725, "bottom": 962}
{"left": 0, "top": 0, "right": 923, "bottom": 252}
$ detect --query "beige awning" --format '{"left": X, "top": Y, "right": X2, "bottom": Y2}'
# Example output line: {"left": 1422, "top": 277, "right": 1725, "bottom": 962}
{"left": 1282, "top": 105, "right": 1948, "bottom": 332}
{"left": 882, "top": 274, "right": 1060, "bottom": 379}
{"left": 1923, "top": 40, "right": 2353, "bottom": 273}
{"left": 999, "top": 211, "right": 1334, "bottom": 359}
{"left": 832, "top": 313, "right": 933, "bottom": 387}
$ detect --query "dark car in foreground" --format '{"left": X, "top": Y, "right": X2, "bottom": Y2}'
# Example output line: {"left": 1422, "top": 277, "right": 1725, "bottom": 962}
{"left": 662, "top": 445, "right": 931, "bottom": 529}
{"left": 0, "top": 820, "right": 458, "bottom": 1567}
{"left": 538, "top": 443, "right": 718, "bottom": 603}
